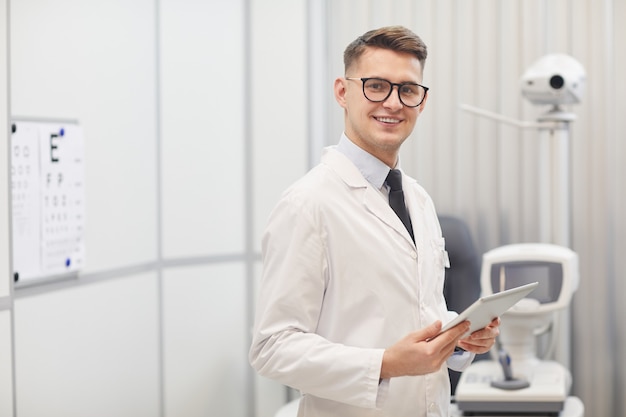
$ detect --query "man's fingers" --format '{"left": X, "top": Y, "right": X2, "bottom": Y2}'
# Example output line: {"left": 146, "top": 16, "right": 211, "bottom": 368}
{"left": 412, "top": 320, "right": 442, "bottom": 341}
{"left": 437, "top": 320, "right": 471, "bottom": 345}
{"left": 422, "top": 320, "right": 470, "bottom": 347}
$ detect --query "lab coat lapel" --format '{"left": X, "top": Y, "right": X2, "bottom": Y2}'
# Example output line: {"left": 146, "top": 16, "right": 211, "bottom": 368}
{"left": 322, "top": 148, "right": 415, "bottom": 245}
{"left": 363, "top": 187, "right": 415, "bottom": 245}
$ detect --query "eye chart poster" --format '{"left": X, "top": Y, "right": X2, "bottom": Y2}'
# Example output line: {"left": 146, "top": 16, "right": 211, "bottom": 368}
{"left": 11, "top": 120, "right": 85, "bottom": 284}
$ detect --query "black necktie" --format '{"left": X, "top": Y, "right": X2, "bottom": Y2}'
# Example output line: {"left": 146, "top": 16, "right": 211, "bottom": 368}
{"left": 386, "top": 169, "right": 414, "bottom": 242}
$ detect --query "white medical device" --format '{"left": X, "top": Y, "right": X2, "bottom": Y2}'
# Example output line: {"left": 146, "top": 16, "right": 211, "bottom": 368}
{"left": 454, "top": 53, "right": 586, "bottom": 417}
{"left": 454, "top": 243, "right": 580, "bottom": 415}
{"left": 520, "top": 54, "right": 586, "bottom": 107}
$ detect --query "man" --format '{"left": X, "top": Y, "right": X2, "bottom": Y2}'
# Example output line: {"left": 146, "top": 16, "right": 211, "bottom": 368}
{"left": 249, "top": 26, "right": 499, "bottom": 417}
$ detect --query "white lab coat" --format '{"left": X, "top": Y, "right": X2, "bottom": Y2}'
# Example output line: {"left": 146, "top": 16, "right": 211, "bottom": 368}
{"left": 250, "top": 147, "right": 460, "bottom": 417}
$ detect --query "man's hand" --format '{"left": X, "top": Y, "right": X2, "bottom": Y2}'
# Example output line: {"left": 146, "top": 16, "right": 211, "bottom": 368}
{"left": 457, "top": 317, "right": 500, "bottom": 354}
{"left": 380, "top": 320, "right": 471, "bottom": 379}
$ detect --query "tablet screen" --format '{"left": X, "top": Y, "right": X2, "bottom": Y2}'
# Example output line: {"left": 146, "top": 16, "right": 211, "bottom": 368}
{"left": 440, "top": 281, "right": 539, "bottom": 334}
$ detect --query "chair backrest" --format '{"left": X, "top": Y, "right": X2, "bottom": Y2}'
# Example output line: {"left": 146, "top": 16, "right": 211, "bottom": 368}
{"left": 438, "top": 215, "right": 484, "bottom": 395}
{"left": 439, "top": 215, "right": 481, "bottom": 312}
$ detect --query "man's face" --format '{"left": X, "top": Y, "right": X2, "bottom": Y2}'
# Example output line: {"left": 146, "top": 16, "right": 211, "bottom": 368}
{"left": 334, "top": 47, "right": 427, "bottom": 168}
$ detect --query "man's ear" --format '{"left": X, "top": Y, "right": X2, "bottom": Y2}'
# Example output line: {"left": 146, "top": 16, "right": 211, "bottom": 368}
{"left": 334, "top": 77, "right": 348, "bottom": 108}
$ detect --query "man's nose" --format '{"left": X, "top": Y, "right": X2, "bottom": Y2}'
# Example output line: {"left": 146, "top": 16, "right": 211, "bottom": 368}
{"left": 383, "top": 86, "right": 403, "bottom": 109}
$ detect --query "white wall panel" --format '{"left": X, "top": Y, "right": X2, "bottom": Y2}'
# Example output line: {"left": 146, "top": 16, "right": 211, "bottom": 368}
{"left": 0, "top": 311, "right": 13, "bottom": 417}
{"left": 162, "top": 264, "right": 246, "bottom": 417}
{"left": 14, "top": 272, "right": 160, "bottom": 417}
{"left": 10, "top": 0, "right": 158, "bottom": 273}
{"left": 251, "top": 0, "right": 308, "bottom": 252}
{"left": 160, "top": 0, "right": 246, "bottom": 258}
{"left": 0, "top": 0, "right": 9, "bottom": 299}
{"left": 1, "top": 2, "right": 12, "bottom": 414}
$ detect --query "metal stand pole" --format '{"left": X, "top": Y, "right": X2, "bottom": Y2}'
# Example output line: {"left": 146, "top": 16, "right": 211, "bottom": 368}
{"left": 538, "top": 107, "right": 576, "bottom": 370}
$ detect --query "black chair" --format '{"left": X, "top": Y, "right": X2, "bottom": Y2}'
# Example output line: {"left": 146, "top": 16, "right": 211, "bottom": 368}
{"left": 439, "top": 215, "right": 484, "bottom": 395}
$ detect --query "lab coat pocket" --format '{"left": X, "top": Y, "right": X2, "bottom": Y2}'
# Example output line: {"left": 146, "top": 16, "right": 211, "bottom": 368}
{"left": 432, "top": 238, "right": 449, "bottom": 290}
{"left": 432, "top": 238, "right": 449, "bottom": 267}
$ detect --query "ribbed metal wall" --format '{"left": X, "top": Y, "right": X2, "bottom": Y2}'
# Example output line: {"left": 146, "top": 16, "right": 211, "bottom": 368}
{"left": 323, "top": 1, "right": 625, "bottom": 417}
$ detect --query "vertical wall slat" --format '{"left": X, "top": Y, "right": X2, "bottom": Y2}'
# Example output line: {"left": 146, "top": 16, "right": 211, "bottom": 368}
{"left": 453, "top": 0, "right": 479, "bottom": 225}
{"left": 497, "top": 1, "right": 523, "bottom": 245}
{"left": 611, "top": 3, "right": 626, "bottom": 415}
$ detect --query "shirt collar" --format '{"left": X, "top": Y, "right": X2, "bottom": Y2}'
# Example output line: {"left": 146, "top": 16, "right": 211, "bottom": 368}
{"left": 336, "top": 133, "right": 399, "bottom": 189}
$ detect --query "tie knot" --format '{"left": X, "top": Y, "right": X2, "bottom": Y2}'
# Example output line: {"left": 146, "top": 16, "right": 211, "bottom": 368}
{"left": 386, "top": 169, "right": 403, "bottom": 191}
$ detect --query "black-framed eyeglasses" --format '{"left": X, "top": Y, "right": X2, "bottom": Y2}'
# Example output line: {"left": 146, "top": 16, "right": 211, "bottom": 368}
{"left": 346, "top": 77, "right": 429, "bottom": 107}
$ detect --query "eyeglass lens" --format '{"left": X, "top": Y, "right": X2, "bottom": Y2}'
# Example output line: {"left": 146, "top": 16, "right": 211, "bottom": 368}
{"left": 362, "top": 78, "right": 426, "bottom": 107}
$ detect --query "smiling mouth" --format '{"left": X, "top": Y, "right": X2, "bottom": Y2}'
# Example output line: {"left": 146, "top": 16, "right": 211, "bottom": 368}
{"left": 375, "top": 116, "right": 401, "bottom": 124}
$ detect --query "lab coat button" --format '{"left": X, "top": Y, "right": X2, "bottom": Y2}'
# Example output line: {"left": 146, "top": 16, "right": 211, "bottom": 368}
{"left": 428, "top": 402, "right": 436, "bottom": 412}
{"left": 410, "top": 251, "right": 417, "bottom": 259}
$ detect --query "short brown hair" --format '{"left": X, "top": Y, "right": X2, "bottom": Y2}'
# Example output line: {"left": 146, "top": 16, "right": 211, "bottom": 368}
{"left": 343, "top": 26, "right": 428, "bottom": 73}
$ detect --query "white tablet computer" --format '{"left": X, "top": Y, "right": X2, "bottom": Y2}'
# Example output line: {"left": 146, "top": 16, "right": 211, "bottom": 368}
{"left": 440, "top": 281, "right": 539, "bottom": 335}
